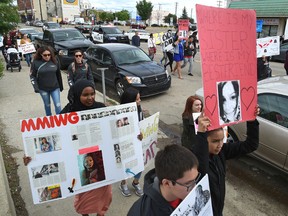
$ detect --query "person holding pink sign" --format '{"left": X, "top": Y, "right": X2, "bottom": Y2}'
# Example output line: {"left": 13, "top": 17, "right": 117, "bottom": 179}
{"left": 194, "top": 106, "right": 259, "bottom": 216}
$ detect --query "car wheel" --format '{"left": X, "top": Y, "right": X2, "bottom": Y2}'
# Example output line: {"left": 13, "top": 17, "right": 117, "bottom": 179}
{"left": 227, "top": 128, "right": 239, "bottom": 144}
{"left": 115, "top": 79, "right": 125, "bottom": 97}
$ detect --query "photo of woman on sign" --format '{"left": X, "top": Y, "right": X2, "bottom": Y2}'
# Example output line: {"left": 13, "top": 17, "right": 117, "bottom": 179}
{"left": 218, "top": 80, "right": 241, "bottom": 125}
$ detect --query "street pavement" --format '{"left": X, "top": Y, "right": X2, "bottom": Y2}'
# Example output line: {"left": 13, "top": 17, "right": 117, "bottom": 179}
{"left": 0, "top": 42, "right": 287, "bottom": 216}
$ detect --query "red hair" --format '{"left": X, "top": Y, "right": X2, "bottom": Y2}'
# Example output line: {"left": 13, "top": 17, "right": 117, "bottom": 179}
{"left": 182, "top": 96, "right": 203, "bottom": 118}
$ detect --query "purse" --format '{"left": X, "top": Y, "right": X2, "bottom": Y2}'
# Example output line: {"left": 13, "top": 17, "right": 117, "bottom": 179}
{"left": 153, "top": 47, "right": 156, "bottom": 54}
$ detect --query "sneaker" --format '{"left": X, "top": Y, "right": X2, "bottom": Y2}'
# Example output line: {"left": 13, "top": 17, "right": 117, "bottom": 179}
{"left": 119, "top": 183, "right": 132, "bottom": 197}
{"left": 188, "top": 73, "right": 193, "bottom": 76}
{"left": 132, "top": 182, "right": 144, "bottom": 197}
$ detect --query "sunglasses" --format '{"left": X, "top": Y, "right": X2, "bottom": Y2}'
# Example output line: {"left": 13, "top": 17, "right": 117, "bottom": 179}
{"left": 75, "top": 55, "right": 82, "bottom": 58}
{"left": 42, "top": 53, "right": 51, "bottom": 57}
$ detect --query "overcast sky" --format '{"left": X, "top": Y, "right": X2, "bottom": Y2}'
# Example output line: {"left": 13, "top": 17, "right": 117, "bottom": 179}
{"left": 90, "top": 0, "right": 228, "bottom": 21}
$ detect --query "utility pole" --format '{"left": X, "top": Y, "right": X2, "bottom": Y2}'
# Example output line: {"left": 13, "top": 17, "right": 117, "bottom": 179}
{"left": 55, "top": 0, "right": 58, "bottom": 16}
{"left": 217, "top": 0, "right": 222, "bottom": 7}
{"left": 29, "top": 0, "right": 34, "bottom": 20}
{"left": 38, "top": 0, "right": 43, "bottom": 20}
{"left": 190, "top": 8, "right": 193, "bottom": 19}
{"left": 157, "top": 3, "right": 161, "bottom": 26}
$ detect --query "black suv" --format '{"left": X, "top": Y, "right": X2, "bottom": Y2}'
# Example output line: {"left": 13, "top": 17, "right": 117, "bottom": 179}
{"left": 90, "top": 25, "right": 129, "bottom": 44}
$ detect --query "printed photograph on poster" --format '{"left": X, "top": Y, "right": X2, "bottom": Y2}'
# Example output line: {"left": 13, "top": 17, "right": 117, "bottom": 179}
{"left": 114, "top": 144, "right": 122, "bottom": 164}
{"left": 171, "top": 174, "right": 213, "bottom": 216}
{"left": 111, "top": 115, "right": 135, "bottom": 139}
{"left": 37, "top": 184, "right": 62, "bottom": 203}
{"left": 31, "top": 162, "right": 66, "bottom": 188}
{"left": 77, "top": 150, "right": 106, "bottom": 186}
{"left": 217, "top": 80, "right": 242, "bottom": 125}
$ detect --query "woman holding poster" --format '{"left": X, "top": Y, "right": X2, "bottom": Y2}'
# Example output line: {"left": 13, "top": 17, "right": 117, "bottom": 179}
{"left": 61, "top": 80, "right": 111, "bottom": 216}
{"left": 172, "top": 32, "right": 184, "bottom": 79}
{"left": 20, "top": 34, "right": 32, "bottom": 67}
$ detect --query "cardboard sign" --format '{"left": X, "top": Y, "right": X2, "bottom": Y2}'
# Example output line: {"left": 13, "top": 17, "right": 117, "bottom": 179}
{"left": 196, "top": 4, "right": 257, "bottom": 129}
{"left": 162, "top": 32, "right": 174, "bottom": 51}
{"left": 178, "top": 19, "right": 189, "bottom": 39}
{"left": 21, "top": 103, "right": 144, "bottom": 204}
{"left": 139, "top": 112, "right": 160, "bottom": 167}
{"left": 256, "top": 36, "right": 280, "bottom": 57}
{"left": 19, "top": 43, "right": 36, "bottom": 54}
{"left": 170, "top": 174, "right": 213, "bottom": 216}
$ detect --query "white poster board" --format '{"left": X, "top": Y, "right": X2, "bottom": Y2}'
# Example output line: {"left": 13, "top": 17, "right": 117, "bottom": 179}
{"left": 19, "top": 42, "right": 36, "bottom": 54}
{"left": 139, "top": 112, "right": 160, "bottom": 167}
{"left": 21, "top": 102, "right": 144, "bottom": 204}
{"left": 170, "top": 174, "right": 213, "bottom": 216}
{"left": 162, "top": 32, "right": 174, "bottom": 52}
{"left": 256, "top": 36, "right": 280, "bottom": 57}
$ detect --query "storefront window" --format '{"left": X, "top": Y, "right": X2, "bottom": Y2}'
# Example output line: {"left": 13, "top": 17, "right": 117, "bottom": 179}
{"left": 258, "top": 25, "right": 278, "bottom": 38}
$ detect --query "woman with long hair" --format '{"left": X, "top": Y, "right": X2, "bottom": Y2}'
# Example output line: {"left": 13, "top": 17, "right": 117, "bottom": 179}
{"left": 30, "top": 46, "right": 63, "bottom": 116}
{"left": 181, "top": 95, "right": 203, "bottom": 151}
{"left": 172, "top": 32, "right": 184, "bottom": 79}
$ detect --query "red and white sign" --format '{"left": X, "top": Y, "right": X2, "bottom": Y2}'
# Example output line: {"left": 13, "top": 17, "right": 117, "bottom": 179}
{"left": 196, "top": 5, "right": 257, "bottom": 130}
{"left": 178, "top": 19, "right": 189, "bottom": 39}
{"left": 256, "top": 36, "right": 280, "bottom": 57}
{"left": 19, "top": 43, "right": 36, "bottom": 54}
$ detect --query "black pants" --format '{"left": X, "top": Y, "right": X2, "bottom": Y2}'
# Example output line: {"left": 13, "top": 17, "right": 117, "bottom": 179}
{"left": 165, "top": 52, "right": 174, "bottom": 71}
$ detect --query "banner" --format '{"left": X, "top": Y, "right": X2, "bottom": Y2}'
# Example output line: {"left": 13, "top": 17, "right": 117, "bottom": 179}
{"left": 21, "top": 103, "right": 144, "bottom": 204}
{"left": 170, "top": 174, "right": 213, "bottom": 216}
{"left": 196, "top": 4, "right": 257, "bottom": 130}
{"left": 256, "top": 36, "right": 280, "bottom": 57}
{"left": 178, "top": 19, "right": 189, "bottom": 39}
{"left": 139, "top": 112, "right": 159, "bottom": 167}
{"left": 19, "top": 43, "right": 36, "bottom": 54}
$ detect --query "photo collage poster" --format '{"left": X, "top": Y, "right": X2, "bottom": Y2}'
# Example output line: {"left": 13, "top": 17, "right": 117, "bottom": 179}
{"left": 21, "top": 102, "right": 144, "bottom": 204}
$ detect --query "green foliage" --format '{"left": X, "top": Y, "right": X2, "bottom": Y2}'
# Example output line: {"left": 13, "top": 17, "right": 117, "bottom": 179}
{"left": 0, "top": 59, "right": 4, "bottom": 80}
{"left": 114, "top": 10, "right": 130, "bottom": 21}
{"left": 0, "top": 0, "right": 20, "bottom": 35}
{"left": 136, "top": 0, "right": 153, "bottom": 22}
{"left": 180, "top": 7, "right": 189, "bottom": 19}
{"left": 99, "top": 11, "right": 114, "bottom": 21}
{"left": 163, "top": 13, "right": 177, "bottom": 25}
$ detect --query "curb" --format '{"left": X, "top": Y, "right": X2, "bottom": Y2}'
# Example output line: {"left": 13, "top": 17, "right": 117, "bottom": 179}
{"left": 0, "top": 145, "right": 17, "bottom": 216}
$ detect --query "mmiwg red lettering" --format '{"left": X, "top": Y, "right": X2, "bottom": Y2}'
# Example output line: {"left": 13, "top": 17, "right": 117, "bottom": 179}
{"left": 21, "top": 112, "right": 79, "bottom": 132}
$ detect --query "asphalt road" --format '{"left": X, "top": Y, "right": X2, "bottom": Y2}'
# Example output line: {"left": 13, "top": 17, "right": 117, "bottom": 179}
{"left": 0, "top": 24, "right": 287, "bottom": 215}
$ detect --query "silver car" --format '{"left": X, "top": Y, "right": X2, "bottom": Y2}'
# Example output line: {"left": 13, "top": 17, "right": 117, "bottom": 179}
{"left": 196, "top": 76, "right": 288, "bottom": 173}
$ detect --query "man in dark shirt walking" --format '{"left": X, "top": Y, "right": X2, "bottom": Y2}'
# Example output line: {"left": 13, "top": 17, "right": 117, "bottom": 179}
{"left": 132, "top": 31, "right": 140, "bottom": 47}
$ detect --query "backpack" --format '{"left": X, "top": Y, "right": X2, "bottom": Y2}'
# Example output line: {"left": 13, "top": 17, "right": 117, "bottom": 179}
{"left": 71, "top": 62, "right": 88, "bottom": 73}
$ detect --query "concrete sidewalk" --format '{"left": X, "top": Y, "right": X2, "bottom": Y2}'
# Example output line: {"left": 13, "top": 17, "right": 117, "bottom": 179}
{"left": 0, "top": 59, "right": 168, "bottom": 216}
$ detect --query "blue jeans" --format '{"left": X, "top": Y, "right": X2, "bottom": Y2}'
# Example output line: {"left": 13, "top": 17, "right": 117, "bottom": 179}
{"left": 181, "top": 57, "right": 193, "bottom": 74}
{"left": 24, "top": 53, "right": 32, "bottom": 66}
{"left": 39, "top": 88, "right": 61, "bottom": 116}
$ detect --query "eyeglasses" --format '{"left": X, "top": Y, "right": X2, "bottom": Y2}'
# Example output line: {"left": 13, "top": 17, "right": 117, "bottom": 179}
{"left": 42, "top": 53, "right": 51, "bottom": 57}
{"left": 75, "top": 55, "right": 82, "bottom": 58}
{"left": 170, "top": 173, "right": 201, "bottom": 192}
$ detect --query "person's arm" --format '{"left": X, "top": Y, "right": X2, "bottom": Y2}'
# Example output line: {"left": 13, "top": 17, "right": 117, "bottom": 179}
{"left": 192, "top": 113, "right": 211, "bottom": 176}
{"left": 67, "top": 64, "right": 74, "bottom": 87}
{"left": 86, "top": 64, "right": 94, "bottom": 85}
{"left": 29, "top": 62, "right": 40, "bottom": 93}
{"left": 56, "top": 61, "right": 63, "bottom": 91}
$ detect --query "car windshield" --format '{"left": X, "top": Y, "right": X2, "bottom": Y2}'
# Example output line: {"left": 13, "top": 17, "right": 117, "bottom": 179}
{"left": 21, "top": 29, "right": 39, "bottom": 34}
{"left": 49, "top": 23, "right": 60, "bottom": 28}
{"left": 103, "top": 27, "right": 122, "bottom": 34}
{"left": 53, "top": 30, "right": 85, "bottom": 41}
{"left": 113, "top": 48, "right": 151, "bottom": 65}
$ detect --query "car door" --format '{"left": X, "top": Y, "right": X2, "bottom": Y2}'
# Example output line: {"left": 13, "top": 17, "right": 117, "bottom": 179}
{"left": 256, "top": 93, "right": 288, "bottom": 171}
{"left": 96, "top": 49, "right": 115, "bottom": 86}
{"left": 85, "top": 47, "right": 102, "bottom": 79}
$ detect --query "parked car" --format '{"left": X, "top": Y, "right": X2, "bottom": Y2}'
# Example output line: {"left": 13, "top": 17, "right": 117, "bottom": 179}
{"left": 42, "top": 22, "right": 61, "bottom": 31}
{"left": 33, "top": 20, "right": 43, "bottom": 27}
{"left": 131, "top": 23, "right": 146, "bottom": 29}
{"left": 124, "top": 29, "right": 150, "bottom": 42}
{"left": 34, "top": 28, "right": 93, "bottom": 69}
{"left": 75, "top": 25, "right": 92, "bottom": 33}
{"left": 84, "top": 43, "right": 171, "bottom": 97}
{"left": 271, "top": 42, "right": 288, "bottom": 63}
{"left": 90, "top": 25, "right": 129, "bottom": 44}
{"left": 196, "top": 76, "right": 288, "bottom": 173}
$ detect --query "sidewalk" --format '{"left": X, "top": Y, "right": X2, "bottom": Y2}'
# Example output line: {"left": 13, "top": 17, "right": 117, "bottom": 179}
{"left": 0, "top": 60, "right": 167, "bottom": 216}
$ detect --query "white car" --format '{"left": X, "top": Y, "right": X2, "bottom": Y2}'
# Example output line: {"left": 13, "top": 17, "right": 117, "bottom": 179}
{"left": 124, "top": 29, "right": 150, "bottom": 42}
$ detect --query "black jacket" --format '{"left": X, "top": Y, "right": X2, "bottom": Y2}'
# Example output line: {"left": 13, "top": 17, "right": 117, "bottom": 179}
{"left": 67, "top": 61, "right": 94, "bottom": 87}
{"left": 193, "top": 120, "right": 259, "bottom": 216}
{"left": 127, "top": 169, "right": 175, "bottom": 216}
{"left": 30, "top": 59, "right": 63, "bottom": 92}
{"left": 181, "top": 116, "right": 197, "bottom": 151}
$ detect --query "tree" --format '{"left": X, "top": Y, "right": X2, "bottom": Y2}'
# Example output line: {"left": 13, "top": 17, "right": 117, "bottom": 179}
{"left": 136, "top": 0, "right": 153, "bottom": 23}
{"left": 0, "top": 0, "right": 20, "bottom": 35}
{"left": 99, "top": 11, "right": 114, "bottom": 21}
{"left": 115, "top": 10, "right": 130, "bottom": 21}
{"left": 180, "top": 7, "right": 189, "bottom": 19}
{"left": 163, "top": 13, "right": 177, "bottom": 26}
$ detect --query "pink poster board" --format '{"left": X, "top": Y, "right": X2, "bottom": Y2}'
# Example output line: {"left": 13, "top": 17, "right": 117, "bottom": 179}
{"left": 178, "top": 19, "right": 189, "bottom": 39}
{"left": 196, "top": 5, "right": 257, "bottom": 130}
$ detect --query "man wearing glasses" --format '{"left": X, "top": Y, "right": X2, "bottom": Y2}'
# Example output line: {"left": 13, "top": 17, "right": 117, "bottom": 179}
{"left": 128, "top": 144, "right": 200, "bottom": 216}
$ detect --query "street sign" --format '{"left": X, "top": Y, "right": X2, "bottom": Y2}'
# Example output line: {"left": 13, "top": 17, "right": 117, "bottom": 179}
{"left": 136, "top": 15, "right": 141, "bottom": 21}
